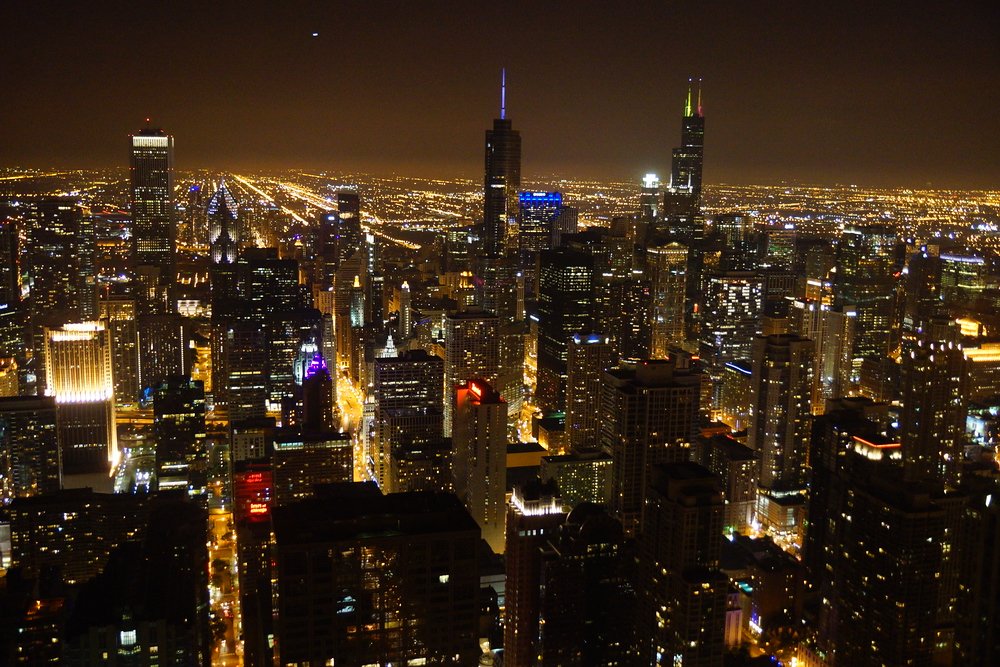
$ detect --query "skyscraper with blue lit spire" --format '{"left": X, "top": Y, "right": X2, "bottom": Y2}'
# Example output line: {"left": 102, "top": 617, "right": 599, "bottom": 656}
{"left": 483, "top": 68, "right": 521, "bottom": 257}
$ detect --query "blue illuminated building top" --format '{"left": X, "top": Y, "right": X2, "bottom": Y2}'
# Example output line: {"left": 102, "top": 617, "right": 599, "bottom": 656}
{"left": 519, "top": 191, "right": 562, "bottom": 206}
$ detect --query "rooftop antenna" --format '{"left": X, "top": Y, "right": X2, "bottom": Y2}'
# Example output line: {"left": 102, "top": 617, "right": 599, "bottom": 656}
{"left": 697, "top": 78, "right": 703, "bottom": 117}
{"left": 500, "top": 68, "right": 507, "bottom": 120}
{"left": 684, "top": 78, "right": 693, "bottom": 117}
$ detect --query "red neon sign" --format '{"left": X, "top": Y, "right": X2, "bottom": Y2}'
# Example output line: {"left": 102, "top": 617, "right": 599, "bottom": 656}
{"left": 249, "top": 502, "right": 269, "bottom": 515}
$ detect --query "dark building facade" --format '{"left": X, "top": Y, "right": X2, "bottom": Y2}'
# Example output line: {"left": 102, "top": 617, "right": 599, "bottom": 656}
{"left": 271, "top": 484, "right": 481, "bottom": 665}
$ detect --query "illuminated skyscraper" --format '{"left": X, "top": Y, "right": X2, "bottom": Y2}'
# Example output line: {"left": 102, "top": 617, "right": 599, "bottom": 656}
{"left": 601, "top": 357, "right": 701, "bottom": 535}
{"left": 300, "top": 353, "right": 335, "bottom": 433}
{"left": 518, "top": 191, "right": 563, "bottom": 287}
{"left": 224, "top": 322, "right": 268, "bottom": 424}
{"left": 939, "top": 251, "right": 987, "bottom": 305}
{"left": 670, "top": 80, "right": 705, "bottom": 198}
{"left": 504, "top": 478, "right": 568, "bottom": 667}
{"left": 207, "top": 180, "right": 240, "bottom": 264}
{"left": 129, "top": 125, "right": 175, "bottom": 313}
{"left": 272, "top": 430, "right": 352, "bottom": 504}
{"left": 700, "top": 271, "right": 763, "bottom": 367}
{"left": 398, "top": 280, "right": 412, "bottom": 339}
{"left": 483, "top": 69, "right": 521, "bottom": 257}
{"left": 43, "top": 322, "right": 116, "bottom": 476}
{"left": 640, "top": 173, "right": 661, "bottom": 227}
{"left": 646, "top": 242, "right": 688, "bottom": 356}
{"left": 565, "top": 333, "right": 614, "bottom": 451}
{"left": 0, "top": 217, "right": 20, "bottom": 363}
{"left": 788, "top": 298, "right": 856, "bottom": 413}
{"left": 453, "top": 379, "right": 507, "bottom": 553}
{"left": 748, "top": 334, "right": 814, "bottom": 538}
{"left": 662, "top": 82, "right": 705, "bottom": 239}
{"left": 661, "top": 81, "right": 706, "bottom": 340}
{"left": 536, "top": 247, "right": 595, "bottom": 414}
{"left": 0, "top": 216, "right": 18, "bottom": 311}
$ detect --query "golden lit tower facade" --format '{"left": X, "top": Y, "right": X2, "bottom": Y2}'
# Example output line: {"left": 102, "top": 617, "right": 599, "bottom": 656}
{"left": 646, "top": 242, "right": 688, "bottom": 357}
{"left": 43, "top": 322, "right": 117, "bottom": 476}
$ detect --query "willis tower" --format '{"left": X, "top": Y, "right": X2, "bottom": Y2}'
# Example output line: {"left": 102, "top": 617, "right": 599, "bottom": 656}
{"left": 663, "top": 78, "right": 704, "bottom": 242}
{"left": 661, "top": 80, "right": 705, "bottom": 340}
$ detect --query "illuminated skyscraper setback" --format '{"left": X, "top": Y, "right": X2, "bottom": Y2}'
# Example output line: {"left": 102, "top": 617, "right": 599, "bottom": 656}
{"left": 3, "top": 6, "right": 999, "bottom": 663}
{"left": 43, "top": 322, "right": 116, "bottom": 477}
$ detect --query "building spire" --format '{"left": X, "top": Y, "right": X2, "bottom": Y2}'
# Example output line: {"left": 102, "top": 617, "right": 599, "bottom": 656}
{"left": 684, "top": 78, "right": 693, "bottom": 117}
{"left": 696, "top": 78, "right": 703, "bottom": 117}
{"left": 500, "top": 67, "right": 507, "bottom": 120}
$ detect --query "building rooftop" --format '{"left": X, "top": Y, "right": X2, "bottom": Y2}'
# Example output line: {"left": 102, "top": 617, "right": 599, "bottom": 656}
{"left": 272, "top": 484, "right": 479, "bottom": 545}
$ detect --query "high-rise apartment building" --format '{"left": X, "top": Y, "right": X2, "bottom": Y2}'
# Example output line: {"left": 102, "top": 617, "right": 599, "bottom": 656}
{"left": 444, "top": 310, "right": 499, "bottom": 433}
{"left": 565, "top": 333, "right": 614, "bottom": 451}
{"left": 98, "top": 295, "right": 140, "bottom": 404}
{"left": 601, "top": 357, "right": 701, "bottom": 535}
{"left": 748, "top": 334, "right": 814, "bottom": 538}
{"left": 700, "top": 271, "right": 763, "bottom": 368}
{"left": 0, "top": 396, "right": 60, "bottom": 502}
{"left": 453, "top": 379, "right": 507, "bottom": 553}
{"left": 900, "top": 316, "right": 967, "bottom": 487}
{"left": 640, "top": 462, "right": 727, "bottom": 667}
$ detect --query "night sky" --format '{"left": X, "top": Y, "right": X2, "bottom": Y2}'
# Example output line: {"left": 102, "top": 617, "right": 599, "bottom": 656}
{"left": 2, "top": 1, "right": 998, "bottom": 187}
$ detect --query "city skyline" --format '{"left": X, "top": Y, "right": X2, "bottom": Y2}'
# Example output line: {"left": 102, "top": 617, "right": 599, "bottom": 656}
{"left": 4, "top": 4, "right": 1000, "bottom": 666}
{"left": 1, "top": 2, "right": 998, "bottom": 187}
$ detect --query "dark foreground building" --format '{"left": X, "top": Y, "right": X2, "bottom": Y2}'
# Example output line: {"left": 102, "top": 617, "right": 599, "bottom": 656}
{"left": 271, "top": 483, "right": 481, "bottom": 665}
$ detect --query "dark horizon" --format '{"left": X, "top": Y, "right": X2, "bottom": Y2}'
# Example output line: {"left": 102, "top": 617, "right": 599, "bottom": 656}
{"left": 2, "top": 1, "right": 998, "bottom": 188}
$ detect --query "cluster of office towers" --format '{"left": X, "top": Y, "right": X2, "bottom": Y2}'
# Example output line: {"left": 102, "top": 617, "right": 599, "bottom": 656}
{"left": 1, "top": 74, "right": 1000, "bottom": 666}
